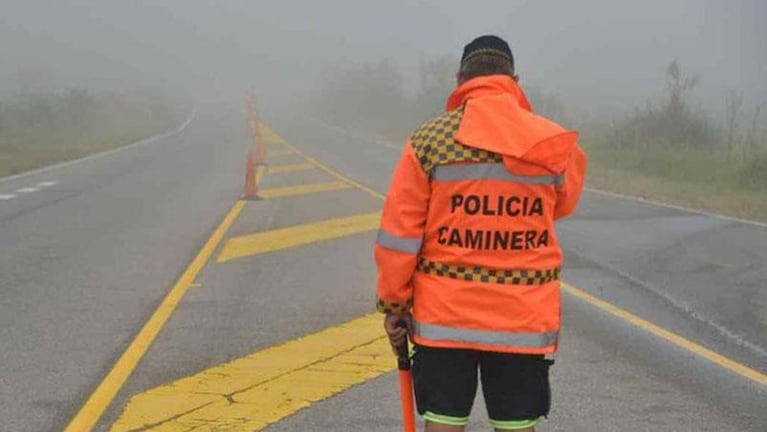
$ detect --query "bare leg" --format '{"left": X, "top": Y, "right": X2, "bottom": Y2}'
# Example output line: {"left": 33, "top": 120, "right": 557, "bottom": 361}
{"left": 425, "top": 420, "right": 465, "bottom": 432}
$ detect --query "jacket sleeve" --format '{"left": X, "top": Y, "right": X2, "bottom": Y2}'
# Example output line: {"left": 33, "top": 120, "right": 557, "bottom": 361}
{"left": 554, "top": 143, "right": 587, "bottom": 220}
{"left": 375, "top": 141, "right": 430, "bottom": 315}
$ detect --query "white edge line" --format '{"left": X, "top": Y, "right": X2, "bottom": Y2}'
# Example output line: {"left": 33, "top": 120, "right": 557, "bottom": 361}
{"left": 584, "top": 187, "right": 767, "bottom": 229}
{"left": 0, "top": 106, "right": 197, "bottom": 185}
{"left": 313, "top": 121, "right": 767, "bottom": 229}
{"left": 16, "top": 187, "right": 39, "bottom": 193}
{"left": 0, "top": 194, "right": 15, "bottom": 200}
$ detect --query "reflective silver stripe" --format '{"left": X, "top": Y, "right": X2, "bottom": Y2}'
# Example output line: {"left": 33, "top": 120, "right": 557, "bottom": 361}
{"left": 376, "top": 228, "right": 422, "bottom": 254}
{"left": 414, "top": 321, "right": 558, "bottom": 347}
{"left": 433, "top": 163, "right": 563, "bottom": 185}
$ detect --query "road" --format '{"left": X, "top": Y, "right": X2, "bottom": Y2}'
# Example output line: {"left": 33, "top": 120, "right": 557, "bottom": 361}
{"left": 0, "top": 100, "right": 765, "bottom": 432}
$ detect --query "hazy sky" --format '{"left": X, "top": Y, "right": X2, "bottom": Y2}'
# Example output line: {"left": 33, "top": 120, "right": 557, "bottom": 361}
{"left": 1, "top": 0, "right": 765, "bottom": 119}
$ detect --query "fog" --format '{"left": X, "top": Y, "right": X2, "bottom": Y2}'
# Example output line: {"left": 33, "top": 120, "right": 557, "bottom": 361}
{"left": 1, "top": 0, "right": 765, "bottom": 120}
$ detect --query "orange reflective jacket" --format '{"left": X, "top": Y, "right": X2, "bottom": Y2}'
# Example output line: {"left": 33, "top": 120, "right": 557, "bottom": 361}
{"left": 375, "top": 75, "right": 586, "bottom": 354}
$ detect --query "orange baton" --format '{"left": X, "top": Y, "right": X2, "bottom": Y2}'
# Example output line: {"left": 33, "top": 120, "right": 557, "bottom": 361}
{"left": 396, "top": 320, "right": 417, "bottom": 432}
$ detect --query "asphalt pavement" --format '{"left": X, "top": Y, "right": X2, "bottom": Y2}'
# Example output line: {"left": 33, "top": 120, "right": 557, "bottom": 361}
{"left": 1, "top": 101, "right": 765, "bottom": 432}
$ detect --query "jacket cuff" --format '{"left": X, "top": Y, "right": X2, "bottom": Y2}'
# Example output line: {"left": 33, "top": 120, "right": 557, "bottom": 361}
{"left": 376, "top": 297, "right": 413, "bottom": 315}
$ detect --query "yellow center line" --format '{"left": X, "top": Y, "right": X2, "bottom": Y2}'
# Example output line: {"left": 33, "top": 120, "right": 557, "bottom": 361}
{"left": 561, "top": 282, "right": 767, "bottom": 385}
{"left": 267, "top": 162, "right": 315, "bottom": 174}
{"left": 259, "top": 181, "right": 351, "bottom": 198}
{"left": 217, "top": 212, "right": 381, "bottom": 263}
{"left": 63, "top": 200, "right": 247, "bottom": 432}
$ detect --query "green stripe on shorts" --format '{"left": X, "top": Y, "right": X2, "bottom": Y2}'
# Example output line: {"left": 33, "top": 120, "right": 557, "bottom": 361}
{"left": 490, "top": 417, "right": 541, "bottom": 430}
{"left": 423, "top": 411, "right": 469, "bottom": 426}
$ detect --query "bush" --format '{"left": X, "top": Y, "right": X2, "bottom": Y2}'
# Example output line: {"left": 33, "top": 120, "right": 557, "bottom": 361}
{"left": 737, "top": 150, "right": 767, "bottom": 191}
{"left": 311, "top": 56, "right": 576, "bottom": 139}
{"left": 604, "top": 59, "right": 721, "bottom": 151}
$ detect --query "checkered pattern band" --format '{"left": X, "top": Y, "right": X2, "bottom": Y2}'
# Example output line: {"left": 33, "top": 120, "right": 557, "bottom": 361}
{"left": 417, "top": 257, "right": 560, "bottom": 285}
{"left": 410, "top": 107, "right": 502, "bottom": 175}
{"left": 376, "top": 297, "right": 413, "bottom": 315}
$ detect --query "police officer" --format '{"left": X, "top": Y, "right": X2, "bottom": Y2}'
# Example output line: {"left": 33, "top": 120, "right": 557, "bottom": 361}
{"left": 375, "top": 35, "right": 587, "bottom": 432}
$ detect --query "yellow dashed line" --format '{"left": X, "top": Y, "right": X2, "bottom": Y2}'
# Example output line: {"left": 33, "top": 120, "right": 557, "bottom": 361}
{"left": 262, "top": 129, "right": 286, "bottom": 144}
{"left": 283, "top": 144, "right": 384, "bottom": 199}
{"left": 109, "top": 314, "right": 393, "bottom": 432}
{"left": 217, "top": 211, "right": 380, "bottom": 263}
{"left": 268, "top": 148, "right": 296, "bottom": 157}
{"left": 259, "top": 181, "right": 350, "bottom": 198}
{"left": 268, "top": 162, "right": 315, "bottom": 174}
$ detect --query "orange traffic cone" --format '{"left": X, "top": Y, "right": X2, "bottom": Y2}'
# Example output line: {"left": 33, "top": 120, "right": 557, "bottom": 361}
{"left": 241, "top": 147, "right": 260, "bottom": 200}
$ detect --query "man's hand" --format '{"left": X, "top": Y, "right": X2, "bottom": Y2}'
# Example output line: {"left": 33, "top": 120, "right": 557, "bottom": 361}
{"left": 384, "top": 313, "right": 412, "bottom": 355}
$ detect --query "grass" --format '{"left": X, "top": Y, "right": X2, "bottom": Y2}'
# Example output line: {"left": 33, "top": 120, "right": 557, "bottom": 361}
{"left": 584, "top": 145, "right": 767, "bottom": 223}
{"left": 0, "top": 90, "right": 187, "bottom": 178}
{"left": 372, "top": 125, "right": 767, "bottom": 223}
{"left": 0, "top": 121, "right": 183, "bottom": 178}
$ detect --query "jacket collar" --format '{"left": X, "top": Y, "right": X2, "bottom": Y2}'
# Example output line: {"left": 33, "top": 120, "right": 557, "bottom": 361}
{"left": 446, "top": 74, "right": 533, "bottom": 112}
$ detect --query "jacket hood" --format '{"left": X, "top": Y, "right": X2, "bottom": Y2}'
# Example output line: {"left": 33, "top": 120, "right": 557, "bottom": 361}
{"left": 447, "top": 75, "right": 578, "bottom": 173}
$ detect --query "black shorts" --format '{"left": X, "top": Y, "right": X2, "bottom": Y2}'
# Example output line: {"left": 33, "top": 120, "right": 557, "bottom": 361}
{"left": 412, "top": 345, "right": 553, "bottom": 429}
